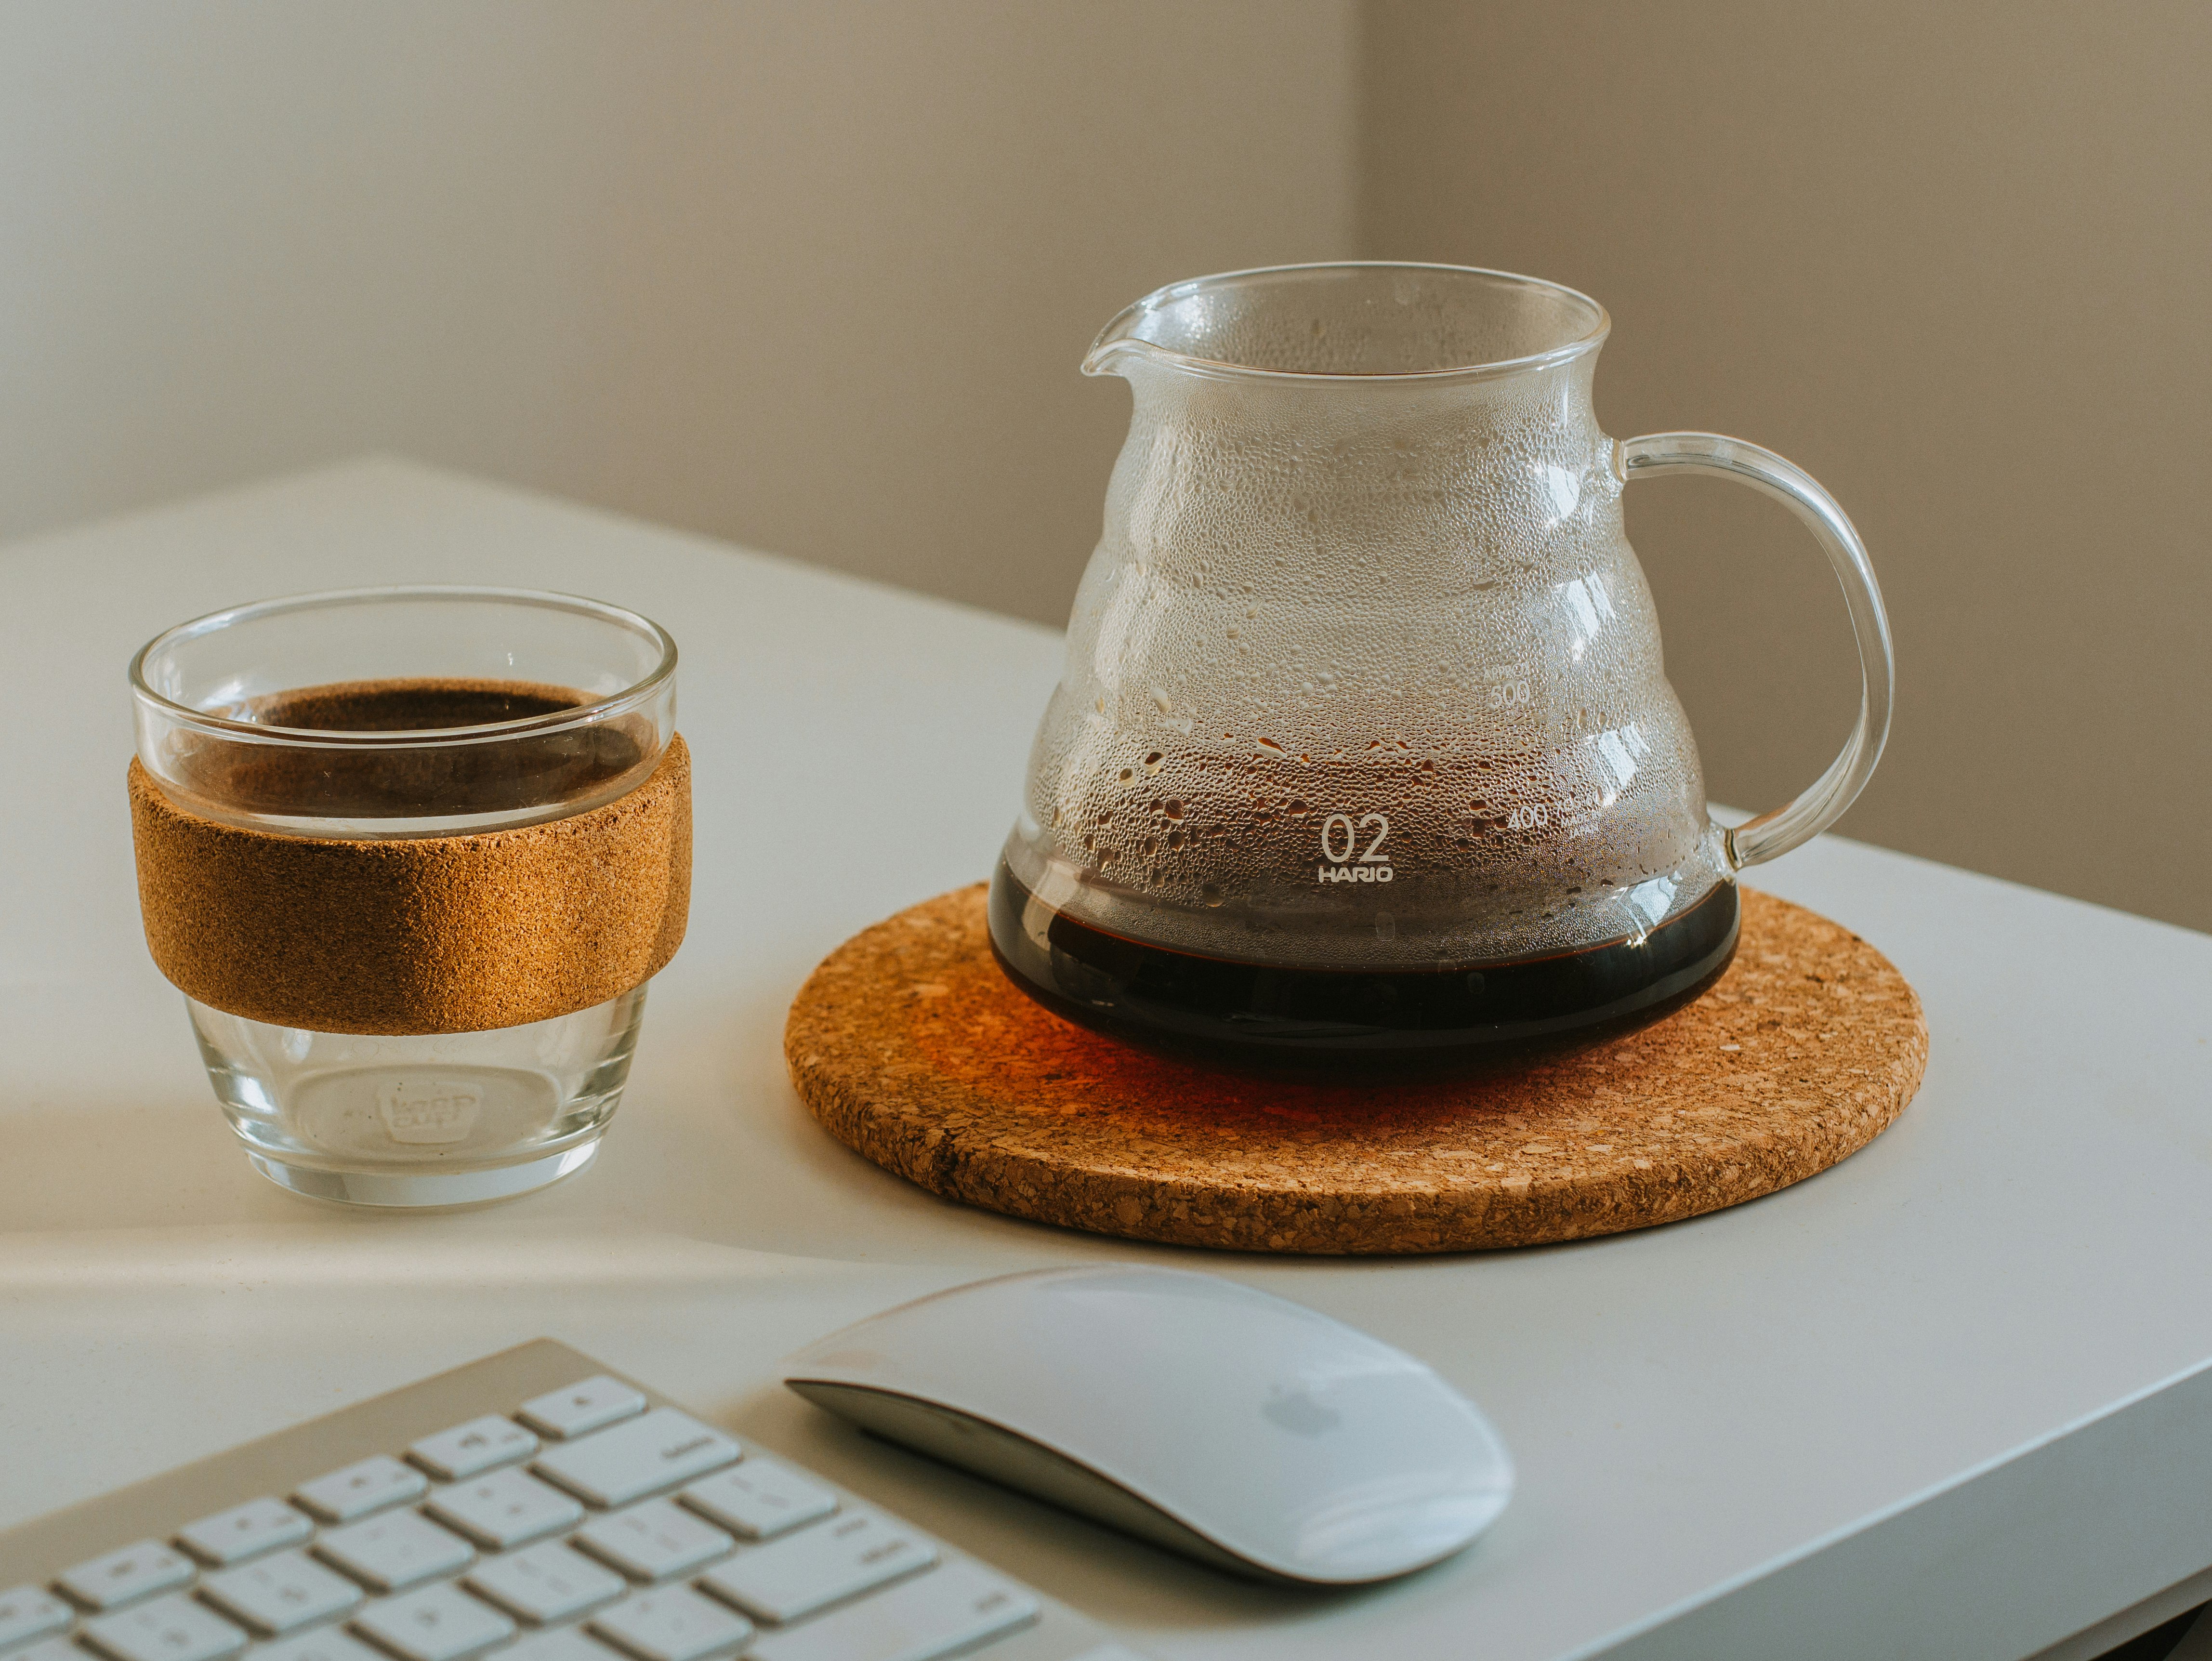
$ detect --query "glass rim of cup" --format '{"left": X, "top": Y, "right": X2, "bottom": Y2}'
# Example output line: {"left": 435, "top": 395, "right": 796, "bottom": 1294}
{"left": 129, "top": 584, "right": 678, "bottom": 751}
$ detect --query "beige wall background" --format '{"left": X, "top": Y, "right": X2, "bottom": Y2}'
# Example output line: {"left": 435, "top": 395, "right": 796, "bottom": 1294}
{"left": 0, "top": 0, "right": 1356, "bottom": 626}
{"left": 1, "top": 2, "right": 2202, "bottom": 930}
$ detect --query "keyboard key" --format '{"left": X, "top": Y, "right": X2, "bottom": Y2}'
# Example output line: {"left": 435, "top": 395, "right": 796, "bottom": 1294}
{"left": 502, "top": 1629, "right": 623, "bottom": 1661}
{"left": 176, "top": 1497, "right": 315, "bottom": 1567}
{"left": 588, "top": 1587, "right": 750, "bottom": 1661}
{"left": 0, "top": 1585, "right": 75, "bottom": 1647}
{"left": 422, "top": 1468, "right": 582, "bottom": 1550}
{"left": 679, "top": 1457, "right": 837, "bottom": 1542}
{"left": 80, "top": 1593, "right": 246, "bottom": 1661}
{"left": 748, "top": 1561, "right": 1040, "bottom": 1661}
{"left": 463, "top": 1540, "right": 626, "bottom": 1624}
{"left": 408, "top": 1415, "right": 539, "bottom": 1482}
{"left": 517, "top": 1377, "right": 645, "bottom": 1440}
{"left": 573, "top": 1499, "right": 733, "bottom": 1582}
{"left": 315, "top": 1512, "right": 473, "bottom": 1593}
{"left": 534, "top": 1411, "right": 738, "bottom": 1509}
{"left": 295, "top": 1457, "right": 427, "bottom": 1525}
{"left": 198, "top": 1550, "right": 363, "bottom": 1635}
{"left": 254, "top": 1630, "right": 389, "bottom": 1661}
{"left": 7, "top": 1638, "right": 83, "bottom": 1661}
{"left": 697, "top": 1511, "right": 936, "bottom": 1624}
{"left": 350, "top": 1584, "right": 514, "bottom": 1661}
{"left": 55, "top": 1542, "right": 196, "bottom": 1611}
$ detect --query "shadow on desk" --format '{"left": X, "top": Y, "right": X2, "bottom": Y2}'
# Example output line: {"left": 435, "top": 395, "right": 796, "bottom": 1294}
{"left": 2103, "top": 1605, "right": 2205, "bottom": 1660}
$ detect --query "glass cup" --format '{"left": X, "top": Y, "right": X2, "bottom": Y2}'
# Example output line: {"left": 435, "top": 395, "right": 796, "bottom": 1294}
{"left": 130, "top": 587, "right": 679, "bottom": 1207}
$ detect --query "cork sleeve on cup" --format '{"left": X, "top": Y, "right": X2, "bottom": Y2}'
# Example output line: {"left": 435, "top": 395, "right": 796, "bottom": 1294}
{"left": 128, "top": 735, "right": 691, "bottom": 1035}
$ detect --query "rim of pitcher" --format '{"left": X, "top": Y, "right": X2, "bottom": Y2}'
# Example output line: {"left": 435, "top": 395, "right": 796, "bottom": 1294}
{"left": 1084, "top": 261, "right": 1612, "bottom": 383}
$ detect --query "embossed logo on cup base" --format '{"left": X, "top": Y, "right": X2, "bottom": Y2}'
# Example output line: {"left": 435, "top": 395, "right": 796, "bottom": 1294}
{"left": 377, "top": 1079, "right": 482, "bottom": 1145}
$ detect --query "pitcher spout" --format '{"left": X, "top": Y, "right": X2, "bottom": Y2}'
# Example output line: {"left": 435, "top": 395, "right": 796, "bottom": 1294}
{"left": 1080, "top": 299, "right": 1152, "bottom": 378}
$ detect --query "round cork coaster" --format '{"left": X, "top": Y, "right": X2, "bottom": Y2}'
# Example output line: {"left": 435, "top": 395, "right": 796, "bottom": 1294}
{"left": 785, "top": 884, "right": 1927, "bottom": 1254}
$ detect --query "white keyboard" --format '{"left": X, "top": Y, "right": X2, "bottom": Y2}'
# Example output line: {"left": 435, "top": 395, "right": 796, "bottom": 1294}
{"left": 0, "top": 1342, "right": 1140, "bottom": 1661}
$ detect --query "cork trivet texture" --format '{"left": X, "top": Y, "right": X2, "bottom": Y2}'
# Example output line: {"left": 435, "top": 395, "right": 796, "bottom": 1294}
{"left": 130, "top": 736, "right": 691, "bottom": 1035}
{"left": 785, "top": 884, "right": 1927, "bottom": 1254}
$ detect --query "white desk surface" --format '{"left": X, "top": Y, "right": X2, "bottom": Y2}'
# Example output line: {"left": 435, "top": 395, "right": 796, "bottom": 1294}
{"left": 3, "top": 460, "right": 2209, "bottom": 1661}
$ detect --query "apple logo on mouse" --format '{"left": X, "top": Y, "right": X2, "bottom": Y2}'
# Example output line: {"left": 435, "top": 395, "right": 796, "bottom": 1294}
{"left": 1261, "top": 1384, "right": 1342, "bottom": 1437}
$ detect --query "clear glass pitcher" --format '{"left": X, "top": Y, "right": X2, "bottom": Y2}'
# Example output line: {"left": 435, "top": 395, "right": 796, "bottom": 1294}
{"left": 990, "top": 263, "right": 1892, "bottom": 1072}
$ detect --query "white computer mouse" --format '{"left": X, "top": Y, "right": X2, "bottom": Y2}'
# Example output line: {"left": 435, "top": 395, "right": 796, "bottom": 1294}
{"left": 780, "top": 1265, "right": 1513, "bottom": 1585}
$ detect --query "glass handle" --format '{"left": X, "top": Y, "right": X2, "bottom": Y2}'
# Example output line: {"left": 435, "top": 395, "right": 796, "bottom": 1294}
{"left": 1618, "top": 432, "right": 1895, "bottom": 870}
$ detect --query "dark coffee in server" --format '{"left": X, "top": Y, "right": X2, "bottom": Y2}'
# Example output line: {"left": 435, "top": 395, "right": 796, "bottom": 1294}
{"left": 989, "top": 858, "right": 1738, "bottom": 1073}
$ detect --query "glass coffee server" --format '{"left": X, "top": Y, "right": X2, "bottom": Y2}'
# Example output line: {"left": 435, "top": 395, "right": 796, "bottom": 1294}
{"left": 991, "top": 263, "right": 1892, "bottom": 1072}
